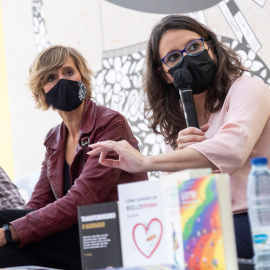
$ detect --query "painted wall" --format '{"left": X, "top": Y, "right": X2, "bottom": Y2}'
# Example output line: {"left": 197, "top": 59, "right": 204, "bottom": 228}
{"left": 0, "top": 0, "right": 269, "bottom": 181}
{"left": 0, "top": 1, "right": 14, "bottom": 179}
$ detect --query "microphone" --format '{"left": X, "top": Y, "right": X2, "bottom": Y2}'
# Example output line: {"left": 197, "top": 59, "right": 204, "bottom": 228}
{"left": 173, "top": 68, "right": 199, "bottom": 128}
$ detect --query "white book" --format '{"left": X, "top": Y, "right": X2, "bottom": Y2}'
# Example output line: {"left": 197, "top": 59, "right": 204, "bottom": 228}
{"left": 118, "top": 168, "right": 211, "bottom": 268}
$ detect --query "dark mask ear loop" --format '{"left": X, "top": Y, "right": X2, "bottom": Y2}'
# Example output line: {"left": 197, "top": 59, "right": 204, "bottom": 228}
{"left": 160, "top": 63, "right": 172, "bottom": 76}
{"left": 41, "top": 88, "right": 51, "bottom": 108}
{"left": 163, "top": 67, "right": 170, "bottom": 75}
{"left": 156, "top": 66, "right": 171, "bottom": 85}
{"left": 204, "top": 39, "right": 211, "bottom": 53}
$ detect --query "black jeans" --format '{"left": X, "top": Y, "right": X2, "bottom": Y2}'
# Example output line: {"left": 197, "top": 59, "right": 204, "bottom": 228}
{"left": 0, "top": 209, "right": 81, "bottom": 270}
{"left": 234, "top": 212, "right": 254, "bottom": 259}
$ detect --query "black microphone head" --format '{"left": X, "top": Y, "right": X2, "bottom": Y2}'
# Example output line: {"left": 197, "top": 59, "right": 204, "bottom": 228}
{"left": 173, "top": 68, "right": 193, "bottom": 89}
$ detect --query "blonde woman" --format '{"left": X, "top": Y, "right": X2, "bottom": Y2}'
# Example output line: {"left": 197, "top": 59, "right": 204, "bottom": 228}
{"left": 0, "top": 45, "right": 147, "bottom": 269}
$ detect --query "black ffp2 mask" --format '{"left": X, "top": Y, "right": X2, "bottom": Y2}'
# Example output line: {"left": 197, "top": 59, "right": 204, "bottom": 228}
{"left": 45, "top": 79, "right": 86, "bottom": 111}
{"left": 168, "top": 49, "right": 216, "bottom": 95}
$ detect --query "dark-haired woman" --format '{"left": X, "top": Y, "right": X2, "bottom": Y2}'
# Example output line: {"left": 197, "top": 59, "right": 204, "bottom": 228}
{"left": 89, "top": 15, "right": 270, "bottom": 259}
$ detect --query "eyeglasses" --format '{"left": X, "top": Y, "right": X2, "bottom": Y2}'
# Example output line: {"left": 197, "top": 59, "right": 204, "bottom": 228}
{"left": 161, "top": 38, "right": 205, "bottom": 68}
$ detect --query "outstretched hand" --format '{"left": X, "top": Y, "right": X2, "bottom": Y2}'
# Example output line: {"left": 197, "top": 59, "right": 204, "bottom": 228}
{"left": 87, "top": 140, "right": 146, "bottom": 173}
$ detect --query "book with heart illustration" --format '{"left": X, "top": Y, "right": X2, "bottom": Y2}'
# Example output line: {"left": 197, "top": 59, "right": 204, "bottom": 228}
{"left": 77, "top": 201, "right": 123, "bottom": 270}
{"left": 117, "top": 168, "right": 212, "bottom": 269}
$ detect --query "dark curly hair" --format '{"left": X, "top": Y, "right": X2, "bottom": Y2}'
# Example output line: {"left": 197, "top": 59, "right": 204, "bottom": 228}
{"left": 144, "top": 15, "right": 247, "bottom": 149}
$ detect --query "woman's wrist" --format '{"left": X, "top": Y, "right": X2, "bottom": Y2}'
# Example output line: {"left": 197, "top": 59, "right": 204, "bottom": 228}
{"left": 9, "top": 224, "right": 19, "bottom": 242}
{"left": 1, "top": 224, "right": 19, "bottom": 245}
{"left": 0, "top": 228, "right": 7, "bottom": 246}
{"left": 141, "top": 155, "right": 154, "bottom": 172}
{"left": 2, "top": 224, "right": 12, "bottom": 244}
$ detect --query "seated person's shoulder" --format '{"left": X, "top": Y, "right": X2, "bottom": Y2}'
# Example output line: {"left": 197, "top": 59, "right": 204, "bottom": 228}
{"left": 96, "top": 105, "right": 127, "bottom": 125}
{"left": 227, "top": 75, "right": 270, "bottom": 104}
{"left": 44, "top": 124, "right": 62, "bottom": 142}
{"left": 232, "top": 75, "right": 269, "bottom": 93}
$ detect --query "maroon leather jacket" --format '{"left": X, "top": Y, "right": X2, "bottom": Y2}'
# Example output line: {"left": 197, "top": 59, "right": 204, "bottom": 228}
{"left": 11, "top": 99, "right": 147, "bottom": 246}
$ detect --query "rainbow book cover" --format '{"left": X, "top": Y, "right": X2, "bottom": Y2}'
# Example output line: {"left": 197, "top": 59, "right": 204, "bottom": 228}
{"left": 178, "top": 175, "right": 226, "bottom": 270}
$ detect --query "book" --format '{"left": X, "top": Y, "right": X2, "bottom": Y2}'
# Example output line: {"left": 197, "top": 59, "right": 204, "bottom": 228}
{"left": 118, "top": 169, "right": 211, "bottom": 268}
{"left": 93, "top": 264, "right": 183, "bottom": 270}
{"left": 77, "top": 202, "right": 122, "bottom": 270}
{"left": 177, "top": 174, "right": 238, "bottom": 270}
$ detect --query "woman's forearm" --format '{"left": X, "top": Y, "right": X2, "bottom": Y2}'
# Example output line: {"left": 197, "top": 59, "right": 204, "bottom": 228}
{"left": 88, "top": 140, "right": 217, "bottom": 173}
{"left": 143, "top": 147, "right": 217, "bottom": 172}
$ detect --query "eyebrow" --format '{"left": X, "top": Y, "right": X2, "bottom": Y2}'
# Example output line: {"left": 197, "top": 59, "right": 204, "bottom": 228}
{"left": 45, "top": 65, "right": 75, "bottom": 78}
{"left": 162, "top": 37, "right": 201, "bottom": 58}
{"left": 61, "top": 65, "right": 75, "bottom": 70}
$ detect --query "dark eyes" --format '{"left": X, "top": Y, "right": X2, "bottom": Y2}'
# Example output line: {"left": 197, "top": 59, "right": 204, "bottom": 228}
{"left": 47, "top": 75, "right": 55, "bottom": 82}
{"left": 66, "top": 70, "right": 74, "bottom": 77}
{"left": 167, "top": 52, "right": 181, "bottom": 63}
{"left": 189, "top": 43, "right": 200, "bottom": 51}
{"left": 47, "top": 70, "right": 74, "bottom": 82}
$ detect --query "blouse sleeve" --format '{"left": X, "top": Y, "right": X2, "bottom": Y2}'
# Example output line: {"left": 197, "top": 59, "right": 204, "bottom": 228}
{"left": 189, "top": 76, "right": 270, "bottom": 174}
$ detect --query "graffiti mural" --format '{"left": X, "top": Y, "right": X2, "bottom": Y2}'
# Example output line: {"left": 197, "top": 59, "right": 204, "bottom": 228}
{"left": 31, "top": 0, "right": 270, "bottom": 179}
{"left": 32, "top": 0, "right": 50, "bottom": 52}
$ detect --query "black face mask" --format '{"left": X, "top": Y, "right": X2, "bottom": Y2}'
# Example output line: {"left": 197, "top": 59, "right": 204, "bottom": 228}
{"left": 168, "top": 49, "right": 216, "bottom": 95}
{"left": 45, "top": 79, "right": 86, "bottom": 111}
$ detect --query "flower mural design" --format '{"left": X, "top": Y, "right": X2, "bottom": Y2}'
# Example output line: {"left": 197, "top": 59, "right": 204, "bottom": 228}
{"left": 92, "top": 37, "right": 270, "bottom": 179}
{"left": 31, "top": 0, "right": 270, "bottom": 179}
{"left": 222, "top": 37, "right": 270, "bottom": 84}
{"left": 32, "top": 0, "right": 50, "bottom": 52}
{"left": 92, "top": 47, "right": 164, "bottom": 179}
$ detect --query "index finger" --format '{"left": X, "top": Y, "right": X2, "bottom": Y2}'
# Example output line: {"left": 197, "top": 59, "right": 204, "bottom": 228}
{"left": 89, "top": 141, "right": 117, "bottom": 151}
{"left": 87, "top": 147, "right": 103, "bottom": 157}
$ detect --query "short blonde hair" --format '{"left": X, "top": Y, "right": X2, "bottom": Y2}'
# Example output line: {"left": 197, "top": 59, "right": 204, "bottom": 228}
{"left": 28, "top": 45, "right": 93, "bottom": 110}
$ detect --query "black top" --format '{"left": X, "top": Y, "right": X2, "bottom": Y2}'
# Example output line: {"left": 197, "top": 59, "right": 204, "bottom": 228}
{"left": 63, "top": 160, "right": 71, "bottom": 195}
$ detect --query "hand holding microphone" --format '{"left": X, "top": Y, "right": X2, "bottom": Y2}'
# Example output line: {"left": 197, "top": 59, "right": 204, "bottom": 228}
{"left": 172, "top": 68, "right": 199, "bottom": 128}
{"left": 176, "top": 124, "right": 209, "bottom": 150}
